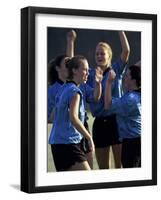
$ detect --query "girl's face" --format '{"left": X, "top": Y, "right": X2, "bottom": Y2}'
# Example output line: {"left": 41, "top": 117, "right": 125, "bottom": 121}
{"left": 95, "top": 45, "right": 111, "bottom": 69}
{"left": 74, "top": 60, "right": 89, "bottom": 84}
{"left": 57, "top": 57, "right": 69, "bottom": 79}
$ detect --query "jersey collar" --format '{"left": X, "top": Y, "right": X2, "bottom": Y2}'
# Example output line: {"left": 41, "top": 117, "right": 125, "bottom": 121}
{"left": 56, "top": 78, "right": 64, "bottom": 85}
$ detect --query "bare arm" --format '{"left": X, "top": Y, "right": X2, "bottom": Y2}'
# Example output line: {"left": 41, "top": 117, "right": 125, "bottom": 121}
{"left": 104, "top": 70, "right": 116, "bottom": 110}
{"left": 119, "top": 31, "right": 130, "bottom": 64}
{"left": 93, "top": 67, "right": 103, "bottom": 102}
{"left": 66, "top": 30, "right": 77, "bottom": 57}
{"left": 69, "top": 93, "right": 95, "bottom": 152}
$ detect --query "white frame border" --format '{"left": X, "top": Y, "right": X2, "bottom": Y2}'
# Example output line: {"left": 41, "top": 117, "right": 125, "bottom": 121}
{"left": 35, "top": 13, "right": 152, "bottom": 187}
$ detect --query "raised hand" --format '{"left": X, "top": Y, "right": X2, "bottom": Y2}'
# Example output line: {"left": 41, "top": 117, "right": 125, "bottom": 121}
{"left": 108, "top": 69, "right": 116, "bottom": 82}
{"left": 95, "top": 67, "right": 103, "bottom": 84}
{"left": 67, "top": 30, "right": 77, "bottom": 42}
{"left": 66, "top": 30, "right": 77, "bottom": 57}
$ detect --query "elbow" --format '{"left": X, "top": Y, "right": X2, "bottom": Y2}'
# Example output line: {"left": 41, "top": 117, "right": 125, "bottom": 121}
{"left": 121, "top": 49, "right": 130, "bottom": 64}
{"left": 124, "top": 47, "right": 130, "bottom": 57}
{"left": 126, "top": 48, "right": 130, "bottom": 59}
{"left": 126, "top": 48, "right": 130, "bottom": 57}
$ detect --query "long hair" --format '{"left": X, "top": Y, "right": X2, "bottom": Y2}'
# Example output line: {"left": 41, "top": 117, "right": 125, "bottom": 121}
{"left": 48, "top": 55, "right": 67, "bottom": 85}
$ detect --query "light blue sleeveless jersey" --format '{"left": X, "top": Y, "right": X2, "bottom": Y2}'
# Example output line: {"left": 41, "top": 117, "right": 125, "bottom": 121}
{"left": 49, "top": 82, "right": 85, "bottom": 144}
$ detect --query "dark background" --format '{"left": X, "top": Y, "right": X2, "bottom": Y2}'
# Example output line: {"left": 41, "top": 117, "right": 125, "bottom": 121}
{"left": 47, "top": 27, "right": 141, "bottom": 68}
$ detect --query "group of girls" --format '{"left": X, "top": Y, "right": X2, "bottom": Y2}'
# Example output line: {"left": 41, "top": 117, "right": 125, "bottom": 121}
{"left": 48, "top": 30, "right": 141, "bottom": 171}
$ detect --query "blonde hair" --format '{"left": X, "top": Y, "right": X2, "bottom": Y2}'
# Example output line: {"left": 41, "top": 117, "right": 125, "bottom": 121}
{"left": 97, "top": 42, "right": 113, "bottom": 61}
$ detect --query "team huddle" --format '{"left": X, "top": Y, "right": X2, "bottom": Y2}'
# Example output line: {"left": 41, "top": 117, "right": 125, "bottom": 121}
{"left": 48, "top": 30, "right": 141, "bottom": 171}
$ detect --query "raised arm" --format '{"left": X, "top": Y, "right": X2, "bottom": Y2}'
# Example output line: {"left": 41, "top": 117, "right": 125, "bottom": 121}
{"left": 66, "top": 30, "right": 77, "bottom": 57}
{"left": 119, "top": 31, "right": 130, "bottom": 64}
{"left": 104, "top": 69, "right": 116, "bottom": 110}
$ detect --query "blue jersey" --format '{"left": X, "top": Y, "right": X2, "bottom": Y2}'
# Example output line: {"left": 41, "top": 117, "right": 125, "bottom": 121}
{"left": 105, "top": 90, "right": 141, "bottom": 139}
{"left": 48, "top": 79, "right": 64, "bottom": 120}
{"left": 79, "top": 83, "right": 94, "bottom": 109}
{"left": 49, "top": 82, "right": 85, "bottom": 144}
{"left": 48, "top": 80, "right": 94, "bottom": 121}
{"left": 87, "top": 58, "right": 126, "bottom": 117}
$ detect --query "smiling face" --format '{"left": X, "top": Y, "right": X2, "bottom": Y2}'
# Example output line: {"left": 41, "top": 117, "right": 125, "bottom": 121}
{"left": 95, "top": 43, "right": 112, "bottom": 71}
{"left": 123, "top": 65, "right": 141, "bottom": 91}
{"left": 73, "top": 59, "right": 89, "bottom": 84}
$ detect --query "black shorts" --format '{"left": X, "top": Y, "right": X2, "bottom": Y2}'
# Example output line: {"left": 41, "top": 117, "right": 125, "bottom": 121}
{"left": 80, "top": 120, "right": 92, "bottom": 154}
{"left": 92, "top": 115, "right": 121, "bottom": 148}
{"left": 121, "top": 137, "right": 141, "bottom": 168}
{"left": 51, "top": 143, "right": 87, "bottom": 171}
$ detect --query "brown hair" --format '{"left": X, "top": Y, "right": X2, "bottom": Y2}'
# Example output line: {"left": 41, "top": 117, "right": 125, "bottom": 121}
{"left": 66, "top": 55, "right": 87, "bottom": 79}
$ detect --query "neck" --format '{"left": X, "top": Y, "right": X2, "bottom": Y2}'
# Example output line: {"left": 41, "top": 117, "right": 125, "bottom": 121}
{"left": 100, "top": 64, "right": 111, "bottom": 73}
{"left": 58, "top": 74, "right": 66, "bottom": 83}
{"left": 72, "top": 77, "right": 80, "bottom": 87}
